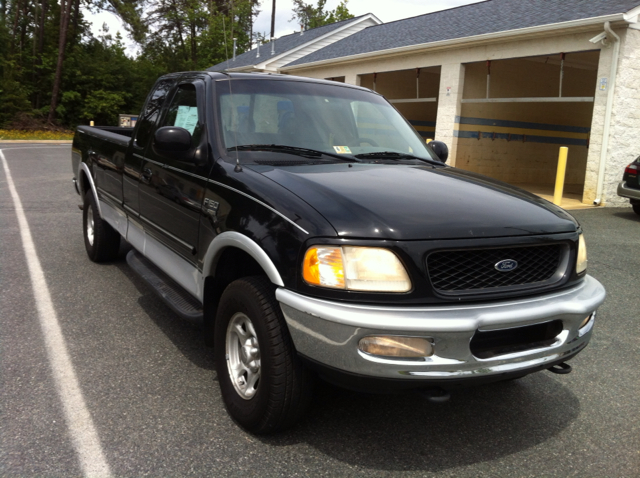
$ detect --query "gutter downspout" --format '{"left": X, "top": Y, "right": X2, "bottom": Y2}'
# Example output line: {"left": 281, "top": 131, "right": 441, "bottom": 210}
{"left": 594, "top": 22, "right": 621, "bottom": 205}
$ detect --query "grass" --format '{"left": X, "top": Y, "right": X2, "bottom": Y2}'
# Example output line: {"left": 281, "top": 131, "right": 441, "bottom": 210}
{"left": 0, "top": 129, "right": 74, "bottom": 140}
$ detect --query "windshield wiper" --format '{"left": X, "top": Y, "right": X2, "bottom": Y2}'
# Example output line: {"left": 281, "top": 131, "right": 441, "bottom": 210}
{"left": 229, "top": 144, "right": 360, "bottom": 162}
{"left": 354, "top": 151, "right": 440, "bottom": 165}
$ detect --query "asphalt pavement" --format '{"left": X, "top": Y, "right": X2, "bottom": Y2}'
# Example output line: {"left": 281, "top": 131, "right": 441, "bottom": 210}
{"left": 1, "top": 144, "right": 638, "bottom": 477}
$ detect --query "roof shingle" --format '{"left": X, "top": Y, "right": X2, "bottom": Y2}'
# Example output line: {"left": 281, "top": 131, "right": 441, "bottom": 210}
{"left": 285, "top": 0, "right": 640, "bottom": 67}
{"left": 207, "top": 15, "right": 368, "bottom": 72}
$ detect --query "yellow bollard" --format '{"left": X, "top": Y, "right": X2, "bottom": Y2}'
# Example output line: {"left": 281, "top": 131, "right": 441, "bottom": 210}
{"left": 553, "top": 147, "right": 568, "bottom": 206}
{"left": 90, "top": 121, "right": 94, "bottom": 126}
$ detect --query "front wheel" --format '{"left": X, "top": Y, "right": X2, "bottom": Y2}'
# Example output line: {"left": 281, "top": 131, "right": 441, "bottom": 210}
{"left": 632, "top": 203, "right": 640, "bottom": 216}
{"left": 214, "top": 276, "right": 312, "bottom": 434}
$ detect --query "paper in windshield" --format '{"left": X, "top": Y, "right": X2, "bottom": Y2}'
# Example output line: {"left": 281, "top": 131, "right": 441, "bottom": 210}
{"left": 174, "top": 106, "right": 198, "bottom": 134}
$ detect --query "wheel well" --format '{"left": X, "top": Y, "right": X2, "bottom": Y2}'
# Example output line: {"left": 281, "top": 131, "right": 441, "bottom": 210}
{"left": 79, "top": 169, "right": 90, "bottom": 197}
{"left": 202, "top": 247, "right": 269, "bottom": 346}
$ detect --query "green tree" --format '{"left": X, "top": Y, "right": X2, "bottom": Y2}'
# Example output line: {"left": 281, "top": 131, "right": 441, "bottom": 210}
{"left": 81, "top": 89, "right": 127, "bottom": 125}
{"left": 0, "top": 0, "right": 262, "bottom": 128}
{"left": 139, "top": 0, "right": 258, "bottom": 72}
{"left": 291, "top": 0, "right": 353, "bottom": 30}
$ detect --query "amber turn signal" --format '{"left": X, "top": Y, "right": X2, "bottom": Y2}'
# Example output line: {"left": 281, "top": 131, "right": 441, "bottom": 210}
{"left": 302, "top": 246, "right": 345, "bottom": 289}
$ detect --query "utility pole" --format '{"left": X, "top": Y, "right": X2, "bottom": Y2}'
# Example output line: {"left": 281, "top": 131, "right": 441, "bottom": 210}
{"left": 270, "top": 0, "right": 276, "bottom": 39}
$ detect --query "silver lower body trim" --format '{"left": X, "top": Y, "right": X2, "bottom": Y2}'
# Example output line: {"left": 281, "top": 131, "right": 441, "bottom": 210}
{"left": 276, "top": 275, "right": 605, "bottom": 381}
{"left": 99, "top": 199, "right": 128, "bottom": 237}
{"left": 125, "top": 219, "right": 202, "bottom": 301}
{"left": 617, "top": 181, "right": 640, "bottom": 200}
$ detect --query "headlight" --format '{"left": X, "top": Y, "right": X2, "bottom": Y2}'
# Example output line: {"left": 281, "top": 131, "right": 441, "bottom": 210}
{"left": 576, "top": 234, "right": 587, "bottom": 274}
{"left": 302, "top": 246, "right": 411, "bottom": 292}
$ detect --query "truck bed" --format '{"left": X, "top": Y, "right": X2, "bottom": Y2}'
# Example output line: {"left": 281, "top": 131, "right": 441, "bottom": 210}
{"left": 72, "top": 125, "right": 133, "bottom": 204}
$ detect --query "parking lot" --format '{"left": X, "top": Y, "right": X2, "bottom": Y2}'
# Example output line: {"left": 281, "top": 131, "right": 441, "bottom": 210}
{"left": 1, "top": 144, "right": 639, "bottom": 477}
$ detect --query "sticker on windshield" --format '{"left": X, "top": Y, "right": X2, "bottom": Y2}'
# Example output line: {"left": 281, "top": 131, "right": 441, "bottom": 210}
{"left": 333, "top": 146, "right": 352, "bottom": 154}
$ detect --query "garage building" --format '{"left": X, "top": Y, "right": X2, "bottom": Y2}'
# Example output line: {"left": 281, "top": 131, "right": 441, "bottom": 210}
{"left": 209, "top": 0, "right": 640, "bottom": 207}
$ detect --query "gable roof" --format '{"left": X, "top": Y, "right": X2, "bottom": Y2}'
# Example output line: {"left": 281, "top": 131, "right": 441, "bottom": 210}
{"left": 284, "top": 0, "right": 640, "bottom": 68}
{"left": 207, "top": 14, "right": 380, "bottom": 72}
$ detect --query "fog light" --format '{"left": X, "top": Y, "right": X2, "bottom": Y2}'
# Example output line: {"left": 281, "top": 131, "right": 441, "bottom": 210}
{"left": 359, "top": 336, "right": 433, "bottom": 359}
{"left": 580, "top": 312, "right": 595, "bottom": 329}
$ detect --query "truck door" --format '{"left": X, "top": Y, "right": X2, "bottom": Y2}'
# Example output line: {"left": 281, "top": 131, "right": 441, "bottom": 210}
{"left": 138, "top": 80, "right": 210, "bottom": 264}
{"left": 123, "top": 78, "right": 175, "bottom": 215}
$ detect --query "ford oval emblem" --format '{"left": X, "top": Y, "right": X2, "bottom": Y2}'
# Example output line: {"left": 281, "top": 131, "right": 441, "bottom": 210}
{"left": 495, "top": 259, "right": 518, "bottom": 272}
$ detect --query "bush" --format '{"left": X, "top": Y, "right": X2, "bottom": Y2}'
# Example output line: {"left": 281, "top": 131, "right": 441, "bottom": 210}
{"left": 0, "top": 78, "right": 32, "bottom": 128}
{"left": 81, "top": 90, "right": 129, "bottom": 126}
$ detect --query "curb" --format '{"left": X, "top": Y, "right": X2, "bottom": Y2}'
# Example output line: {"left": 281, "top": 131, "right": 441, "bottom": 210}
{"left": 0, "top": 140, "right": 73, "bottom": 144}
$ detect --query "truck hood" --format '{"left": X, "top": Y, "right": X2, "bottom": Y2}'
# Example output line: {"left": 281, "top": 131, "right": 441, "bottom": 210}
{"left": 251, "top": 163, "right": 578, "bottom": 240}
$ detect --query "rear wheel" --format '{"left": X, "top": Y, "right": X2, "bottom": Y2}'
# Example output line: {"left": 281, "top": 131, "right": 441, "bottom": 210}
{"left": 83, "top": 190, "right": 120, "bottom": 262}
{"left": 214, "top": 276, "right": 312, "bottom": 434}
{"left": 632, "top": 203, "right": 640, "bottom": 216}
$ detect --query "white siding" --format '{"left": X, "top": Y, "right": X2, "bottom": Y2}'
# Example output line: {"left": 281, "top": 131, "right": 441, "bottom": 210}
{"left": 262, "top": 18, "right": 380, "bottom": 71}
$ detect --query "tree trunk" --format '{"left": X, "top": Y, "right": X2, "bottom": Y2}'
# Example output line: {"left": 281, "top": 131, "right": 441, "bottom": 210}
{"left": 19, "top": 0, "right": 28, "bottom": 53}
{"left": 47, "top": 0, "right": 73, "bottom": 123}
{"left": 70, "top": 0, "right": 80, "bottom": 44}
{"left": 35, "top": 0, "right": 48, "bottom": 109}
{"left": 190, "top": 21, "right": 196, "bottom": 67}
{"left": 38, "top": 0, "right": 48, "bottom": 55}
{"left": 10, "top": 0, "right": 21, "bottom": 53}
{"left": 169, "top": 0, "right": 188, "bottom": 62}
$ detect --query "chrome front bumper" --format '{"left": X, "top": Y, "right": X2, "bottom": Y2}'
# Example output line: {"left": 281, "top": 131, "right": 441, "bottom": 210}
{"left": 617, "top": 181, "right": 640, "bottom": 200}
{"left": 276, "top": 275, "right": 605, "bottom": 382}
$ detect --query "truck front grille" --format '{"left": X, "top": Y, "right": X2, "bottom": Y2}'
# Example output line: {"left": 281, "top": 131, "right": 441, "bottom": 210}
{"left": 427, "top": 244, "right": 565, "bottom": 294}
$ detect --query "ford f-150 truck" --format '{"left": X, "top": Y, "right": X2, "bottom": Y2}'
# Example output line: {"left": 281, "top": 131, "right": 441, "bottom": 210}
{"left": 71, "top": 71, "right": 605, "bottom": 434}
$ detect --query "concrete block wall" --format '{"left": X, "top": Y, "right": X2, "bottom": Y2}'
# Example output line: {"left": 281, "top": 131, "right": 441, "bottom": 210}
{"left": 358, "top": 69, "right": 440, "bottom": 99}
{"left": 435, "top": 63, "right": 466, "bottom": 166}
{"left": 457, "top": 105, "right": 593, "bottom": 188}
{"left": 359, "top": 69, "right": 440, "bottom": 138}
{"left": 456, "top": 138, "right": 588, "bottom": 190}
{"left": 393, "top": 102, "right": 439, "bottom": 118}
{"left": 599, "top": 28, "right": 640, "bottom": 206}
{"left": 457, "top": 54, "right": 596, "bottom": 188}
{"left": 463, "top": 52, "right": 598, "bottom": 99}
{"left": 582, "top": 43, "right": 612, "bottom": 204}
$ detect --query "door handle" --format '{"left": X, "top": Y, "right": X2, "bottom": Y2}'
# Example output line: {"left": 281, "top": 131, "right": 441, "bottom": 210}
{"left": 141, "top": 167, "right": 153, "bottom": 183}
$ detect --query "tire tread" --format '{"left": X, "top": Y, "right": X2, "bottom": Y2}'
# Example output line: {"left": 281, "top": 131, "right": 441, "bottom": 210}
{"left": 83, "top": 191, "right": 120, "bottom": 262}
{"left": 214, "top": 276, "right": 312, "bottom": 434}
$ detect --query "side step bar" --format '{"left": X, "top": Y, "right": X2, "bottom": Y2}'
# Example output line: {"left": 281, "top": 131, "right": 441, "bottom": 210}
{"left": 126, "top": 250, "right": 203, "bottom": 322}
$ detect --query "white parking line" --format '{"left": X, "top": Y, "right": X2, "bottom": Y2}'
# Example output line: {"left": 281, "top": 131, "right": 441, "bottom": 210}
{"left": 0, "top": 149, "right": 112, "bottom": 478}
{"left": 0, "top": 145, "right": 71, "bottom": 151}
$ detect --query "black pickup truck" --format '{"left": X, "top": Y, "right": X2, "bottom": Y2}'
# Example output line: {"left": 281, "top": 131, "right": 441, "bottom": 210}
{"left": 71, "top": 71, "right": 605, "bottom": 434}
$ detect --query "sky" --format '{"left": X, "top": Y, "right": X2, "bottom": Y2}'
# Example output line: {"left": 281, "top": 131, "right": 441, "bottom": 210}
{"left": 85, "top": 0, "right": 485, "bottom": 55}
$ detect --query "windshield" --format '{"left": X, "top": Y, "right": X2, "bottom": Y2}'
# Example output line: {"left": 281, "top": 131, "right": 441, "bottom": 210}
{"left": 216, "top": 79, "right": 438, "bottom": 163}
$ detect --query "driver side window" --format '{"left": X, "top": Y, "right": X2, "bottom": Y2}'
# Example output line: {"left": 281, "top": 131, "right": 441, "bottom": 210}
{"left": 135, "top": 78, "right": 174, "bottom": 147}
{"left": 162, "top": 84, "right": 201, "bottom": 142}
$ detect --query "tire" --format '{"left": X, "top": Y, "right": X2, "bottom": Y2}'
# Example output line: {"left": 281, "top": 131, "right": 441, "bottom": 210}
{"left": 83, "top": 190, "right": 120, "bottom": 262}
{"left": 214, "top": 276, "right": 312, "bottom": 434}
{"left": 633, "top": 204, "right": 640, "bottom": 216}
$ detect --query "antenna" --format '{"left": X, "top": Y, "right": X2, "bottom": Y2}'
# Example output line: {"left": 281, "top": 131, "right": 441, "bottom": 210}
{"left": 222, "top": 15, "right": 230, "bottom": 70}
{"left": 222, "top": 15, "right": 242, "bottom": 172}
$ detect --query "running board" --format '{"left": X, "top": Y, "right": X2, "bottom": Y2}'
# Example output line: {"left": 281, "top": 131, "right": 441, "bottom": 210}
{"left": 126, "top": 250, "right": 203, "bottom": 322}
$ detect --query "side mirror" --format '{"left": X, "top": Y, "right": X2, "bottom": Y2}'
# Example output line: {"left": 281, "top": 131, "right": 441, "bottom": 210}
{"left": 427, "top": 140, "right": 449, "bottom": 163}
{"left": 154, "top": 126, "right": 192, "bottom": 152}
